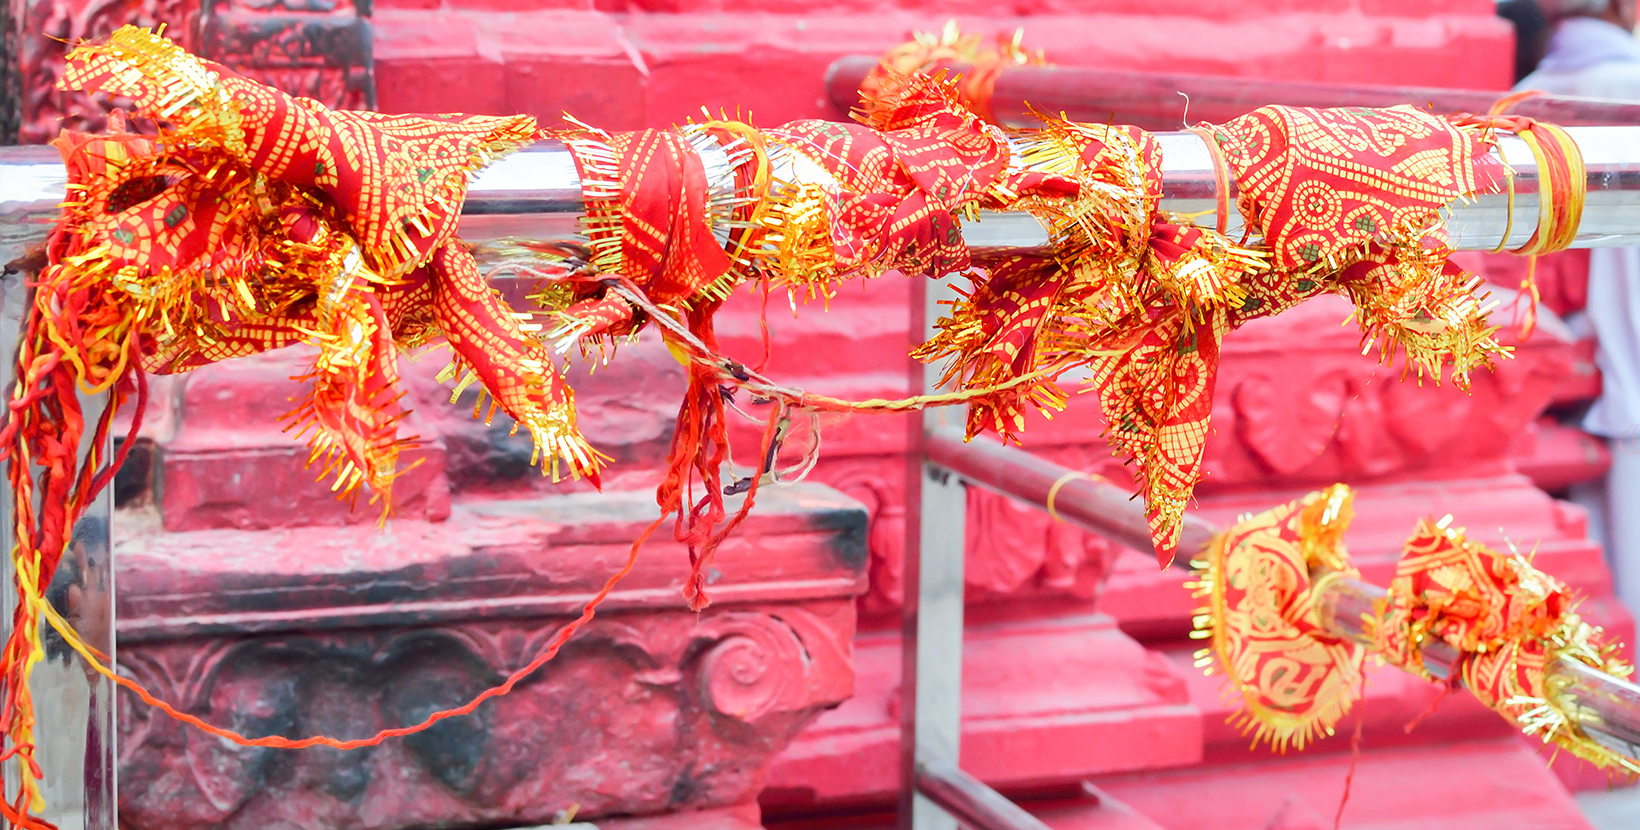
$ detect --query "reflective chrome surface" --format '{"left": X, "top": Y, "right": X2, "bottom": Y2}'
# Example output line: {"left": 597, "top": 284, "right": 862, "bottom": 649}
{"left": 12, "top": 128, "right": 1640, "bottom": 252}
{"left": 914, "top": 760, "right": 1052, "bottom": 830}
{"left": 1153, "top": 131, "right": 1249, "bottom": 240}
{"left": 0, "top": 244, "right": 116, "bottom": 829}
{"left": 901, "top": 274, "right": 970, "bottom": 830}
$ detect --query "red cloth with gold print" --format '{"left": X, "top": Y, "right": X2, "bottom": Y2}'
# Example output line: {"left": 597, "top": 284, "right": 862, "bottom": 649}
{"left": 0, "top": 30, "right": 594, "bottom": 825}
{"left": 765, "top": 76, "right": 1011, "bottom": 280}
{"left": 1196, "top": 485, "right": 1364, "bottom": 751}
{"left": 1369, "top": 518, "right": 1635, "bottom": 773}
{"left": 1199, "top": 488, "right": 1639, "bottom": 775}
{"left": 2, "top": 35, "right": 1530, "bottom": 827}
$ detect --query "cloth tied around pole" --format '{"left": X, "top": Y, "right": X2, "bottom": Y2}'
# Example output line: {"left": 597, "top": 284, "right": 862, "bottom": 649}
{"left": 0, "top": 25, "right": 1576, "bottom": 826}
{"left": 1191, "top": 484, "right": 1639, "bottom": 774}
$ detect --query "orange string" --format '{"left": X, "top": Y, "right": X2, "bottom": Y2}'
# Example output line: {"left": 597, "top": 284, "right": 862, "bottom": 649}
{"left": 1512, "top": 256, "right": 1542, "bottom": 341}
{"left": 1515, "top": 121, "right": 1585, "bottom": 256}
{"left": 1403, "top": 673, "right": 1459, "bottom": 735}
{"left": 1452, "top": 113, "right": 1584, "bottom": 255}
{"left": 755, "top": 271, "right": 773, "bottom": 374}
{"left": 683, "top": 401, "right": 787, "bottom": 610}
{"left": 1333, "top": 669, "right": 1369, "bottom": 830}
{"left": 1452, "top": 113, "right": 1584, "bottom": 341}
{"left": 1489, "top": 89, "right": 1546, "bottom": 116}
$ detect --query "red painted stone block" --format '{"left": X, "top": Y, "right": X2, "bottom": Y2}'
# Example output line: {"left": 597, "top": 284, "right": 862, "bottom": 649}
{"left": 1094, "top": 738, "right": 1594, "bottom": 830}
{"left": 376, "top": 56, "right": 509, "bottom": 116}
{"left": 155, "top": 349, "right": 451, "bottom": 531}
{"left": 370, "top": 4, "right": 1512, "bottom": 132}
{"left": 507, "top": 57, "right": 649, "bottom": 132}
{"left": 160, "top": 439, "right": 451, "bottom": 531}
{"left": 766, "top": 787, "right": 1167, "bottom": 830}
{"left": 405, "top": 337, "right": 688, "bottom": 497}
{"left": 119, "top": 488, "right": 868, "bottom": 638}
{"left": 150, "top": 332, "right": 695, "bottom": 529}
{"left": 767, "top": 739, "right": 1595, "bottom": 829}
{"left": 602, "top": 802, "right": 764, "bottom": 830}
{"left": 1516, "top": 418, "right": 1612, "bottom": 493}
{"left": 762, "top": 614, "right": 1201, "bottom": 812}
{"left": 1202, "top": 292, "right": 1572, "bottom": 490}
{"left": 114, "top": 485, "right": 867, "bottom": 830}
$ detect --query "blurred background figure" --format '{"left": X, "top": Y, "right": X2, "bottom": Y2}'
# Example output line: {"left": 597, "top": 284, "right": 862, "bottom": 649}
{"left": 1518, "top": 0, "right": 1640, "bottom": 94}
{"left": 1513, "top": 0, "right": 1640, "bottom": 614}
{"left": 1498, "top": 0, "right": 1552, "bottom": 84}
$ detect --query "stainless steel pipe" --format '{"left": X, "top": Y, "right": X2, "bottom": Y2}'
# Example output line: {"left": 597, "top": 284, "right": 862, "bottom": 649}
{"left": 1315, "top": 575, "right": 1640, "bottom": 762}
{"left": 823, "top": 56, "right": 1640, "bottom": 133}
{"left": 914, "top": 761, "right": 1053, "bottom": 830}
{"left": 8, "top": 126, "right": 1640, "bottom": 253}
{"left": 923, "top": 429, "right": 1218, "bottom": 557}
{"left": 0, "top": 158, "right": 117, "bottom": 829}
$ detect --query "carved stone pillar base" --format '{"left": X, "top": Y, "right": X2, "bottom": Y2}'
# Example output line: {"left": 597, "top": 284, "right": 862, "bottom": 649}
{"left": 113, "top": 485, "right": 868, "bottom": 830}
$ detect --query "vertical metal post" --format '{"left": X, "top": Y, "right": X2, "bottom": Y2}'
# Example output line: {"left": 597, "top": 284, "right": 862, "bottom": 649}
{"left": 0, "top": 248, "right": 116, "bottom": 828}
{"left": 900, "top": 274, "right": 968, "bottom": 830}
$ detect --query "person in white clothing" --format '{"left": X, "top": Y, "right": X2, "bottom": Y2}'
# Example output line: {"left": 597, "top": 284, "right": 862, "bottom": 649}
{"left": 1516, "top": 0, "right": 1640, "bottom": 613}
{"left": 1520, "top": 2, "right": 1640, "bottom": 95}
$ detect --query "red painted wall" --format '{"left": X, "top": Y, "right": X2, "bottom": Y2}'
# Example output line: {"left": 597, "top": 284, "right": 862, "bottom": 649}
{"left": 372, "top": 0, "right": 1515, "bottom": 131}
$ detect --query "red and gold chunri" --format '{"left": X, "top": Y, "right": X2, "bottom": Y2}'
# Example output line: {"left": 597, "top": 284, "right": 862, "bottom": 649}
{"left": 1, "top": 27, "right": 568, "bottom": 826}
{"left": 1189, "top": 484, "right": 1365, "bottom": 750}
{"left": 917, "top": 102, "right": 1507, "bottom": 566}
{"left": 1193, "top": 486, "right": 1637, "bottom": 774}
{"left": 0, "top": 25, "right": 1565, "bottom": 825}
{"left": 1375, "top": 516, "right": 1636, "bottom": 773}
{"left": 859, "top": 21, "right": 1047, "bottom": 125}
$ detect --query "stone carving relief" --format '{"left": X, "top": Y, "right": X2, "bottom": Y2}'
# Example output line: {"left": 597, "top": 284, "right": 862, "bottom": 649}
{"left": 115, "top": 603, "right": 856, "bottom": 830}
{"left": 2, "top": 0, "right": 20, "bottom": 143}
{"left": 16, "top": 0, "right": 199, "bottom": 142}
{"left": 198, "top": 0, "right": 373, "bottom": 111}
{"left": 1209, "top": 292, "right": 1571, "bottom": 491}
{"left": 15, "top": 0, "right": 370, "bottom": 144}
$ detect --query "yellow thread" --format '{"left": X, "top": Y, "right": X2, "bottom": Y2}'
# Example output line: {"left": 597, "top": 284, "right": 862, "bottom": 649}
{"left": 1491, "top": 160, "right": 1516, "bottom": 254}
{"left": 1045, "top": 470, "right": 1092, "bottom": 523}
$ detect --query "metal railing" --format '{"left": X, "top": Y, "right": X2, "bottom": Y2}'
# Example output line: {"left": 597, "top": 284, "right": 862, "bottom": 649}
{"left": 10, "top": 125, "right": 1640, "bottom": 252}
{"left": 0, "top": 219, "right": 116, "bottom": 829}
{"left": 825, "top": 56, "right": 1640, "bottom": 131}
{"left": 898, "top": 269, "right": 1060, "bottom": 830}
{"left": 908, "top": 427, "right": 1640, "bottom": 822}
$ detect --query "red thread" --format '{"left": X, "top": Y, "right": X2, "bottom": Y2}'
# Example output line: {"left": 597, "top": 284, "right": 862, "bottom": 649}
{"left": 1403, "top": 674, "right": 1460, "bottom": 735}
{"left": 1334, "top": 671, "right": 1369, "bottom": 830}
